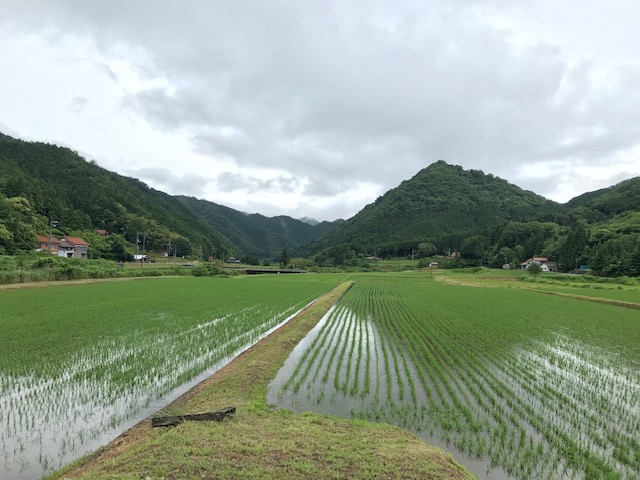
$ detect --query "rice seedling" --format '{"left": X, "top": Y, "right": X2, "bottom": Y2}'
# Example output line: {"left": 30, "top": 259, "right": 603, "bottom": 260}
{"left": 1, "top": 275, "right": 339, "bottom": 479}
{"left": 269, "top": 275, "right": 640, "bottom": 479}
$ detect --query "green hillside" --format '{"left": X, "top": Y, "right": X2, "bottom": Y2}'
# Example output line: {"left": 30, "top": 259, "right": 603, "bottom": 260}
{"left": 1, "top": 132, "right": 638, "bottom": 276}
{"left": 566, "top": 177, "right": 640, "bottom": 215}
{"left": 176, "top": 196, "right": 343, "bottom": 259}
{"left": 313, "top": 160, "right": 559, "bottom": 252}
{"left": 0, "top": 132, "right": 228, "bottom": 258}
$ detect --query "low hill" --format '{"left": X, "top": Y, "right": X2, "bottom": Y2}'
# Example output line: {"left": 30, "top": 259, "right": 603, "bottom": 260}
{"left": 312, "top": 160, "right": 560, "bottom": 253}
{"left": 177, "top": 196, "right": 343, "bottom": 259}
{"left": 566, "top": 177, "right": 640, "bottom": 216}
{"left": 0, "top": 132, "right": 228, "bottom": 257}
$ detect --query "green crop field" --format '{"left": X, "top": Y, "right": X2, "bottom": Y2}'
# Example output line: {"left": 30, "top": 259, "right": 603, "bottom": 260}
{"left": 269, "top": 274, "right": 640, "bottom": 479}
{"left": 0, "top": 274, "right": 342, "bottom": 479}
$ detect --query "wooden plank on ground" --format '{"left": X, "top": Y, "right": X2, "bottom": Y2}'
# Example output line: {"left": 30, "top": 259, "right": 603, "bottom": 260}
{"left": 152, "top": 406, "right": 236, "bottom": 427}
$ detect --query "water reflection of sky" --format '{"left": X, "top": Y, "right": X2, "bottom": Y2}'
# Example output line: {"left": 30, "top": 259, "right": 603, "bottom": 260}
{"left": 269, "top": 307, "right": 639, "bottom": 480}
{"left": 1, "top": 302, "right": 310, "bottom": 480}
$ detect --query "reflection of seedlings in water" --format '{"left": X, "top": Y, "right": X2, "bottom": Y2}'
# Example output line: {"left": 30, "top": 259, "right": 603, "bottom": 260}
{"left": 2, "top": 284, "right": 329, "bottom": 480}
{"left": 268, "top": 281, "right": 640, "bottom": 480}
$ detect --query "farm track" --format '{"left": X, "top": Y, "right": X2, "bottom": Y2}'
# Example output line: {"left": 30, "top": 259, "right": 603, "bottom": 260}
{"left": 436, "top": 274, "right": 640, "bottom": 308}
{"left": 48, "top": 280, "right": 473, "bottom": 480}
{"left": 523, "top": 288, "right": 640, "bottom": 309}
{"left": 0, "top": 275, "right": 167, "bottom": 289}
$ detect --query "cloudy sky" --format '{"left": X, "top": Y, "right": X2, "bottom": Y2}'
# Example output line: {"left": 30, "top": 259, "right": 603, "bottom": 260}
{"left": 1, "top": 1, "right": 639, "bottom": 221}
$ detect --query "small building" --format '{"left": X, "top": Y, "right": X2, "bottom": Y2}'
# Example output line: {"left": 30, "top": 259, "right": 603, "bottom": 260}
{"left": 36, "top": 234, "right": 60, "bottom": 254}
{"left": 134, "top": 254, "right": 149, "bottom": 263}
{"left": 59, "top": 236, "right": 90, "bottom": 259}
{"left": 429, "top": 261, "right": 440, "bottom": 268}
{"left": 95, "top": 229, "right": 108, "bottom": 236}
{"left": 520, "top": 257, "right": 557, "bottom": 272}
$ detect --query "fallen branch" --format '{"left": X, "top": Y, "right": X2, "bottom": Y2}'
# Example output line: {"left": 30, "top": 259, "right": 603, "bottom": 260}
{"left": 152, "top": 406, "right": 236, "bottom": 427}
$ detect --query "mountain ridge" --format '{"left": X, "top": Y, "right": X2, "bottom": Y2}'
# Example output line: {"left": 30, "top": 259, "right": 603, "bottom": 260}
{"left": 1, "top": 131, "right": 638, "bottom": 276}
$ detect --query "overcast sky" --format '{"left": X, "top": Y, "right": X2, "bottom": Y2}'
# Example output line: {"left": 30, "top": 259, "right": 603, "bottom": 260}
{"left": 1, "top": 1, "right": 639, "bottom": 221}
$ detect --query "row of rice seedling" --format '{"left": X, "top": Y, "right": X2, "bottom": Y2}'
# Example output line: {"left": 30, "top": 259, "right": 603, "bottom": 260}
{"left": 270, "top": 276, "right": 640, "bottom": 479}
{"left": 1, "top": 275, "right": 340, "bottom": 479}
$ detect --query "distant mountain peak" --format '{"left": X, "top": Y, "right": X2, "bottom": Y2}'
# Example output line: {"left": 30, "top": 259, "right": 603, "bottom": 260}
{"left": 298, "top": 216, "right": 320, "bottom": 226}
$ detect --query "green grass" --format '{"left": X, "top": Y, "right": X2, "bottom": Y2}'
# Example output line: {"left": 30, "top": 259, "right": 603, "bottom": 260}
{"left": 524, "top": 282, "right": 640, "bottom": 304}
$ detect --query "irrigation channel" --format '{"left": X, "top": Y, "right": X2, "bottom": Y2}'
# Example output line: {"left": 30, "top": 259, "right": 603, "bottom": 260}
{"left": 267, "top": 280, "right": 640, "bottom": 480}
{"left": 0, "top": 293, "right": 325, "bottom": 480}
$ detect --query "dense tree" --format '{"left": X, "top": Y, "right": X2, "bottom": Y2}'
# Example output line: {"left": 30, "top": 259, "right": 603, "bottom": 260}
{"left": 460, "top": 235, "right": 490, "bottom": 263}
{"left": 279, "top": 247, "right": 290, "bottom": 267}
{"left": 558, "top": 222, "right": 588, "bottom": 271}
{"left": 528, "top": 263, "right": 542, "bottom": 279}
{"left": 0, "top": 132, "right": 228, "bottom": 258}
{"left": 417, "top": 242, "right": 437, "bottom": 257}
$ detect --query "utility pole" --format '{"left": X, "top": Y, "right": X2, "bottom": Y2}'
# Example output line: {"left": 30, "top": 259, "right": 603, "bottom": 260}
{"left": 48, "top": 218, "right": 59, "bottom": 255}
{"left": 141, "top": 232, "right": 147, "bottom": 268}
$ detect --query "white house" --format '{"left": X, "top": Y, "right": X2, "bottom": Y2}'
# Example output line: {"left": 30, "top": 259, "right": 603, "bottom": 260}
{"left": 520, "top": 257, "right": 558, "bottom": 272}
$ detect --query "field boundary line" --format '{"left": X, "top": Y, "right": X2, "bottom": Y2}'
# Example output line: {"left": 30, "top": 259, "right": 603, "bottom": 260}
{"left": 524, "top": 288, "right": 640, "bottom": 309}
{"left": 0, "top": 275, "right": 174, "bottom": 290}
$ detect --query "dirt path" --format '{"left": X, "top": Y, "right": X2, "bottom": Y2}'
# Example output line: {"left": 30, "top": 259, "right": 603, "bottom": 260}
{"left": 0, "top": 276, "right": 172, "bottom": 290}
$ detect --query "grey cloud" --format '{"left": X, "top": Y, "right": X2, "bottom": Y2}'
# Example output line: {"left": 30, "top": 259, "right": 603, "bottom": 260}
{"left": 303, "top": 178, "right": 355, "bottom": 197}
{"left": 2, "top": 0, "right": 640, "bottom": 219}
{"left": 125, "top": 167, "right": 211, "bottom": 197}
{"left": 68, "top": 96, "right": 88, "bottom": 114}
{"left": 216, "top": 172, "right": 299, "bottom": 195}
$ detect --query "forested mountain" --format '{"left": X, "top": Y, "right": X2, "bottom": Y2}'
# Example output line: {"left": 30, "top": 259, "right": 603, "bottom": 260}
{"left": 176, "top": 196, "right": 343, "bottom": 259}
{"left": 0, "top": 132, "right": 340, "bottom": 260}
{"left": 307, "top": 162, "right": 640, "bottom": 276}
{"left": 1, "top": 131, "right": 638, "bottom": 276}
{"left": 566, "top": 177, "right": 640, "bottom": 216}
{"left": 310, "top": 160, "right": 560, "bottom": 255}
{"left": 0, "top": 132, "right": 228, "bottom": 258}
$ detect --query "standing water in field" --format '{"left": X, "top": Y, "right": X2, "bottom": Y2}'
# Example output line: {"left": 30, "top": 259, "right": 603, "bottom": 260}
{"left": 268, "top": 281, "right": 640, "bottom": 480}
{"left": 0, "top": 276, "right": 333, "bottom": 480}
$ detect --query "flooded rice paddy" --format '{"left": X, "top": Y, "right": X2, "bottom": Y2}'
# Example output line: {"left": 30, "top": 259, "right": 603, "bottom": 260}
{"left": 268, "top": 281, "right": 640, "bottom": 480}
{"left": 1, "top": 276, "right": 336, "bottom": 479}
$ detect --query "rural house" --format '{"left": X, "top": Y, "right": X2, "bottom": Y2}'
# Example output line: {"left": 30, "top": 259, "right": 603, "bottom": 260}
{"left": 520, "top": 256, "right": 558, "bottom": 272}
{"left": 58, "top": 236, "right": 90, "bottom": 259}
{"left": 36, "top": 234, "right": 60, "bottom": 254}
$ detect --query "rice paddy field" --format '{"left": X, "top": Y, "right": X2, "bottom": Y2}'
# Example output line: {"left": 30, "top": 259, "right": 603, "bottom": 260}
{"left": 0, "top": 274, "right": 342, "bottom": 479}
{"left": 2, "top": 270, "right": 639, "bottom": 480}
{"left": 268, "top": 273, "right": 640, "bottom": 479}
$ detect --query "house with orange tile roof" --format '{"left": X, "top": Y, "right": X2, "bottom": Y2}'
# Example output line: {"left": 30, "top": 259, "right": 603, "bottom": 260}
{"left": 59, "top": 236, "right": 90, "bottom": 259}
{"left": 36, "top": 234, "right": 60, "bottom": 254}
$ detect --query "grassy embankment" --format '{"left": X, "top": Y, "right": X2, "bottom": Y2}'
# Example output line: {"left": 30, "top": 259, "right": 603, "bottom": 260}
{"left": 48, "top": 280, "right": 473, "bottom": 480}
{"left": 434, "top": 267, "right": 640, "bottom": 306}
